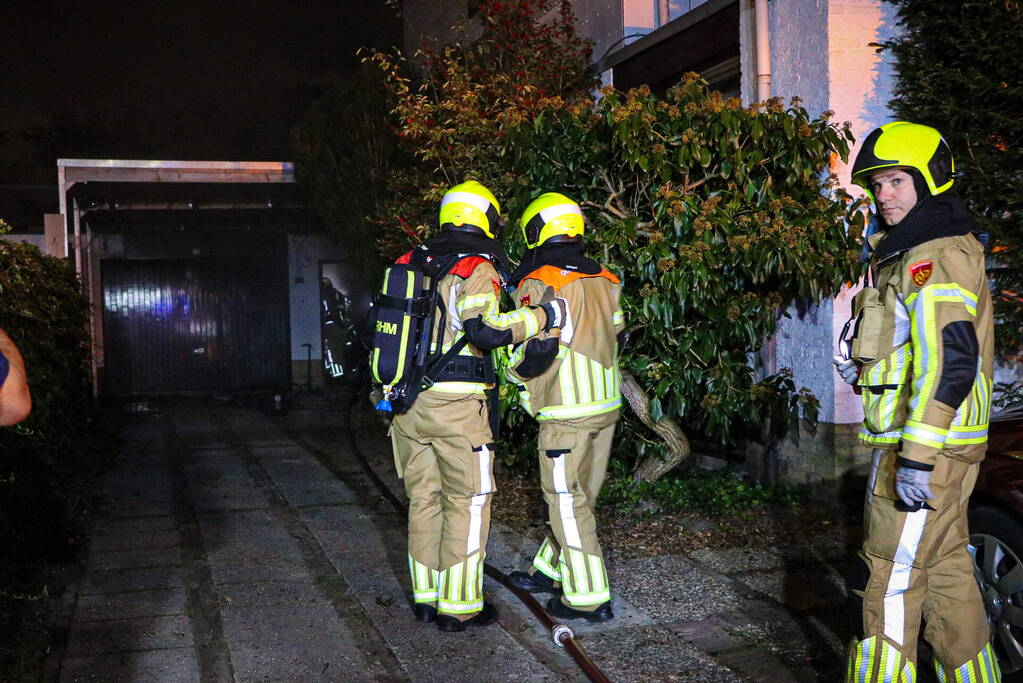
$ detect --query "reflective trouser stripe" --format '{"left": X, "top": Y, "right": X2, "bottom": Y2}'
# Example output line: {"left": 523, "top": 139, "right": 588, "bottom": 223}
{"left": 438, "top": 552, "right": 485, "bottom": 615}
{"left": 885, "top": 508, "right": 928, "bottom": 645}
{"left": 408, "top": 555, "right": 439, "bottom": 603}
{"left": 559, "top": 547, "right": 610, "bottom": 607}
{"left": 937, "top": 642, "right": 1000, "bottom": 683}
{"left": 552, "top": 454, "right": 582, "bottom": 548}
{"left": 537, "top": 418, "right": 616, "bottom": 609}
{"left": 846, "top": 636, "right": 916, "bottom": 682}
{"left": 532, "top": 537, "right": 561, "bottom": 581}
{"left": 467, "top": 444, "right": 493, "bottom": 554}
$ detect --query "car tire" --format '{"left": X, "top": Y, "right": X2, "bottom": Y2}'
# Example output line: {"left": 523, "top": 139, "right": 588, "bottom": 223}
{"left": 969, "top": 505, "right": 1023, "bottom": 676}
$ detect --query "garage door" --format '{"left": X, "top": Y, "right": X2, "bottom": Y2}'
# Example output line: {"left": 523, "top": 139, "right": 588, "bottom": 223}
{"left": 101, "top": 256, "right": 290, "bottom": 395}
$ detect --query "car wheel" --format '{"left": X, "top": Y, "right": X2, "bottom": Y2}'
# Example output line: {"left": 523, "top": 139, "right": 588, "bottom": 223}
{"left": 969, "top": 505, "right": 1023, "bottom": 675}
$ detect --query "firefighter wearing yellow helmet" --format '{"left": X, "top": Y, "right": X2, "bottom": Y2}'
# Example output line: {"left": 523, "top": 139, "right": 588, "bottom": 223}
{"left": 504, "top": 192, "right": 625, "bottom": 622}
{"left": 386, "top": 180, "right": 567, "bottom": 632}
{"left": 837, "top": 123, "right": 998, "bottom": 681}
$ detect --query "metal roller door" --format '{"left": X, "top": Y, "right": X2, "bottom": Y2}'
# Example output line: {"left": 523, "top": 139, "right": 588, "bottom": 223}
{"left": 101, "top": 255, "right": 289, "bottom": 395}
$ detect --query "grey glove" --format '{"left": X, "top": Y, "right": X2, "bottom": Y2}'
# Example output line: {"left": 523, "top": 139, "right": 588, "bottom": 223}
{"left": 832, "top": 355, "right": 859, "bottom": 385}
{"left": 894, "top": 466, "right": 933, "bottom": 507}
{"left": 541, "top": 297, "right": 569, "bottom": 331}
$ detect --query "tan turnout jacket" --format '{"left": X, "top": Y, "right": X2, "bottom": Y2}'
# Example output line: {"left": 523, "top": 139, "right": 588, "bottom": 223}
{"left": 506, "top": 265, "right": 625, "bottom": 420}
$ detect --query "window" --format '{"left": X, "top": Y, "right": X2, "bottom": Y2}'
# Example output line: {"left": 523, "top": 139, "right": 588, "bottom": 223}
{"left": 623, "top": 0, "right": 712, "bottom": 44}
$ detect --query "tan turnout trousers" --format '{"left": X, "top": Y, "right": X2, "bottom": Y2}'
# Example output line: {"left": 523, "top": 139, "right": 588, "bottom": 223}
{"left": 847, "top": 448, "right": 998, "bottom": 682}
{"left": 529, "top": 411, "right": 617, "bottom": 610}
{"left": 390, "top": 391, "right": 496, "bottom": 622}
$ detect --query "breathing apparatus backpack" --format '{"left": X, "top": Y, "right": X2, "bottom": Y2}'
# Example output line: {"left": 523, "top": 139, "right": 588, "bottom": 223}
{"left": 370, "top": 245, "right": 497, "bottom": 415}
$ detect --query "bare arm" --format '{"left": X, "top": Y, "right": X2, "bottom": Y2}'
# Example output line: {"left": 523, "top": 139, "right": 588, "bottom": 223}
{"left": 0, "top": 327, "right": 31, "bottom": 426}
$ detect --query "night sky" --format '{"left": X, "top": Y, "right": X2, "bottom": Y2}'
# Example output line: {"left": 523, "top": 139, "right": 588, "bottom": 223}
{"left": 0, "top": 1, "right": 401, "bottom": 224}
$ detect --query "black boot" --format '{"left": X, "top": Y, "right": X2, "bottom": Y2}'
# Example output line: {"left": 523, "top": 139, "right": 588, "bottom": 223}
{"left": 508, "top": 570, "right": 560, "bottom": 594}
{"left": 436, "top": 603, "right": 500, "bottom": 632}
{"left": 545, "top": 596, "right": 614, "bottom": 622}
{"left": 412, "top": 603, "right": 437, "bottom": 623}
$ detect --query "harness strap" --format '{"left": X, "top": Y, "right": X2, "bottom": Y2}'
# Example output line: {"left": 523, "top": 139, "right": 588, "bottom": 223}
{"left": 376, "top": 293, "right": 433, "bottom": 318}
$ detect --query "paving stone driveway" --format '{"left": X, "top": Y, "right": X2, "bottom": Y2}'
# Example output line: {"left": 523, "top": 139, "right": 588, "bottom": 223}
{"left": 46, "top": 395, "right": 952, "bottom": 682}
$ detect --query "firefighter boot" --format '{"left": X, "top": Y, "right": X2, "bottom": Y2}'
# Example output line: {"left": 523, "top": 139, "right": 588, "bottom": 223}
{"left": 508, "top": 570, "right": 560, "bottom": 595}
{"left": 545, "top": 596, "right": 614, "bottom": 623}
{"left": 412, "top": 603, "right": 437, "bottom": 623}
{"left": 436, "top": 603, "right": 500, "bottom": 633}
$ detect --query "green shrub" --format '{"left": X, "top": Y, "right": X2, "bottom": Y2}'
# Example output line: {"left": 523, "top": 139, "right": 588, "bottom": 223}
{"left": 498, "top": 77, "right": 864, "bottom": 479}
{"left": 598, "top": 458, "right": 805, "bottom": 515}
{"left": 0, "top": 234, "right": 107, "bottom": 590}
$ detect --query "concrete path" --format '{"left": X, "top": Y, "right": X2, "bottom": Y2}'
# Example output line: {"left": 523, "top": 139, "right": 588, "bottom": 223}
{"left": 49, "top": 395, "right": 873, "bottom": 682}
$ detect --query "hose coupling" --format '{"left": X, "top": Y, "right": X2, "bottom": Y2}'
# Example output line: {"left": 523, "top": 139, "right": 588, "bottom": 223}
{"left": 551, "top": 624, "right": 574, "bottom": 647}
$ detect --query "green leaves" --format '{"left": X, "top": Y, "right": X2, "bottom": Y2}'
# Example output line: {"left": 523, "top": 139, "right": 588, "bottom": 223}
{"left": 1, "top": 239, "right": 105, "bottom": 590}
{"left": 509, "top": 75, "right": 861, "bottom": 462}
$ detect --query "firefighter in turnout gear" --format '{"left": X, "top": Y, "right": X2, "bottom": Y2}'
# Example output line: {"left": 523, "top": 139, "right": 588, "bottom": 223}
{"left": 387, "top": 181, "right": 567, "bottom": 632}
{"left": 504, "top": 193, "right": 624, "bottom": 622}
{"left": 836, "top": 122, "right": 999, "bottom": 681}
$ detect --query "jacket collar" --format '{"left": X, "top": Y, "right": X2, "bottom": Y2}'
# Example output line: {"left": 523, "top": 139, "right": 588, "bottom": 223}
{"left": 872, "top": 190, "right": 976, "bottom": 265}
{"left": 424, "top": 230, "right": 510, "bottom": 275}
{"left": 508, "top": 241, "right": 602, "bottom": 286}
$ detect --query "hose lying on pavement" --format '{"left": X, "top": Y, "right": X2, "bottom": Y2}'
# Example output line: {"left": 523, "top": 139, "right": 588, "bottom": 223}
{"left": 341, "top": 383, "right": 612, "bottom": 683}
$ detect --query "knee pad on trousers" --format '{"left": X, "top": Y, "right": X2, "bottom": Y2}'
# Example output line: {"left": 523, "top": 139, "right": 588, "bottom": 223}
{"left": 846, "top": 555, "right": 870, "bottom": 640}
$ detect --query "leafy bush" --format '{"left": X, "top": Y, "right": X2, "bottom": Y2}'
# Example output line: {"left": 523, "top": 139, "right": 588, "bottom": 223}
{"left": 504, "top": 78, "right": 864, "bottom": 478}
{"left": 0, "top": 233, "right": 106, "bottom": 591}
{"left": 598, "top": 459, "right": 805, "bottom": 515}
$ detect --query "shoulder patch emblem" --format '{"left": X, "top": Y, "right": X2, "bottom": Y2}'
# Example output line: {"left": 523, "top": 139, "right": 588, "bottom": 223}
{"left": 909, "top": 260, "right": 933, "bottom": 287}
{"left": 491, "top": 279, "right": 501, "bottom": 298}
{"left": 520, "top": 294, "right": 531, "bottom": 306}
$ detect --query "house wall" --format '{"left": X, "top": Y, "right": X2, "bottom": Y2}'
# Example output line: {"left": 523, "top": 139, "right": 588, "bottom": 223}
{"left": 737, "top": 0, "right": 902, "bottom": 495}
{"left": 572, "top": 0, "right": 623, "bottom": 63}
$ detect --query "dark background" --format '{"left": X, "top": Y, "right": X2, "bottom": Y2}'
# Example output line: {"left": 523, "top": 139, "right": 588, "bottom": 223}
{"left": 0, "top": 0, "right": 401, "bottom": 228}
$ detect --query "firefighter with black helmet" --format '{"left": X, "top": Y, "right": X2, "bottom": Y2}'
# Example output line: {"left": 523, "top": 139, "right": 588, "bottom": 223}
{"left": 837, "top": 122, "right": 998, "bottom": 681}
{"left": 387, "top": 181, "right": 567, "bottom": 632}
{"left": 503, "top": 192, "right": 624, "bottom": 622}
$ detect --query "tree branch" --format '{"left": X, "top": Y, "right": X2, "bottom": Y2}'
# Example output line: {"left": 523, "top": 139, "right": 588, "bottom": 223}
{"left": 620, "top": 369, "right": 693, "bottom": 482}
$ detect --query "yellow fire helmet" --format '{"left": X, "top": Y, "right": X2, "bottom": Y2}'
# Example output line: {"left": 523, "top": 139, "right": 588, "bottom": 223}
{"left": 519, "top": 192, "right": 585, "bottom": 249}
{"left": 438, "top": 181, "right": 503, "bottom": 239}
{"left": 851, "top": 121, "right": 955, "bottom": 201}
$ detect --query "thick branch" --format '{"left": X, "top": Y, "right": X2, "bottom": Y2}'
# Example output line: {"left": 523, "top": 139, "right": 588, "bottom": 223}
{"left": 620, "top": 369, "right": 693, "bottom": 482}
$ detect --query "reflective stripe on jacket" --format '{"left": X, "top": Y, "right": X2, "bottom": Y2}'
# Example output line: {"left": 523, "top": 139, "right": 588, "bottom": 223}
{"left": 506, "top": 265, "right": 624, "bottom": 420}
{"left": 856, "top": 233, "right": 993, "bottom": 467}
